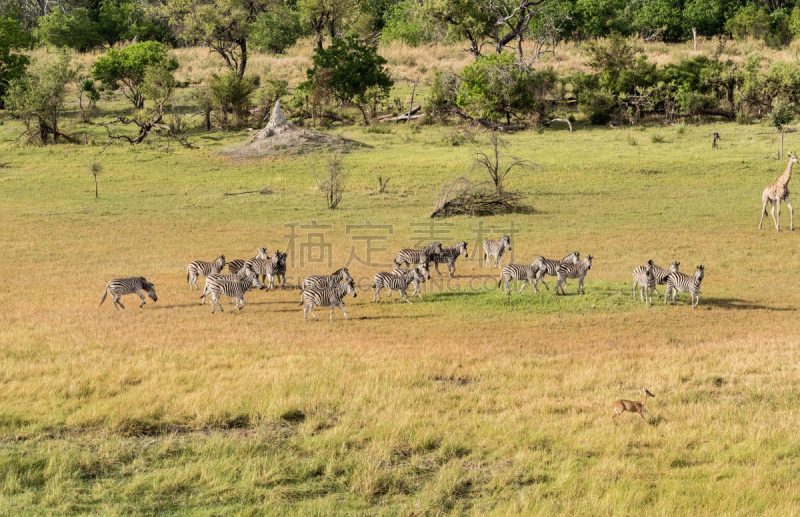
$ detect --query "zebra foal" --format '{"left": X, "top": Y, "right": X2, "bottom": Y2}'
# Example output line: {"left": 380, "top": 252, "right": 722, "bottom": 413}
{"left": 100, "top": 277, "right": 157, "bottom": 309}
{"left": 632, "top": 260, "right": 657, "bottom": 304}
{"left": 498, "top": 262, "right": 540, "bottom": 295}
{"left": 187, "top": 255, "right": 226, "bottom": 289}
{"left": 301, "top": 280, "right": 358, "bottom": 321}
{"left": 483, "top": 236, "right": 511, "bottom": 268}
{"left": 200, "top": 264, "right": 257, "bottom": 304}
{"left": 665, "top": 265, "right": 704, "bottom": 309}
{"left": 391, "top": 263, "right": 430, "bottom": 299}
{"left": 555, "top": 255, "right": 593, "bottom": 295}
{"left": 430, "top": 241, "right": 468, "bottom": 277}
{"left": 373, "top": 268, "right": 424, "bottom": 303}
{"left": 228, "top": 248, "right": 269, "bottom": 275}
{"left": 394, "top": 242, "right": 443, "bottom": 269}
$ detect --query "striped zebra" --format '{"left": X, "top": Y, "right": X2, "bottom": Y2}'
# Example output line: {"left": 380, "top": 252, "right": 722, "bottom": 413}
{"left": 200, "top": 264, "right": 257, "bottom": 304}
{"left": 555, "top": 255, "right": 593, "bottom": 295}
{"left": 391, "top": 263, "right": 430, "bottom": 299}
{"left": 187, "top": 255, "right": 226, "bottom": 289}
{"left": 372, "top": 267, "right": 424, "bottom": 303}
{"left": 498, "top": 262, "right": 540, "bottom": 295}
{"left": 532, "top": 251, "right": 580, "bottom": 291}
{"left": 204, "top": 274, "right": 264, "bottom": 313}
{"left": 430, "top": 241, "right": 468, "bottom": 277}
{"left": 394, "top": 242, "right": 443, "bottom": 269}
{"left": 301, "top": 280, "right": 358, "bottom": 321}
{"left": 665, "top": 265, "right": 704, "bottom": 309}
{"left": 100, "top": 277, "right": 157, "bottom": 309}
{"left": 632, "top": 260, "right": 656, "bottom": 304}
{"left": 483, "top": 236, "right": 511, "bottom": 268}
{"left": 244, "top": 250, "right": 286, "bottom": 290}
{"left": 300, "top": 267, "right": 353, "bottom": 302}
{"left": 650, "top": 261, "right": 680, "bottom": 296}
{"left": 228, "top": 248, "right": 269, "bottom": 275}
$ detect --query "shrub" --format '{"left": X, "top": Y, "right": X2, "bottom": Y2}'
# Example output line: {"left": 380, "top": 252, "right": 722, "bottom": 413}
{"left": 299, "top": 36, "right": 393, "bottom": 124}
{"left": 208, "top": 71, "right": 259, "bottom": 128}
{"left": 92, "top": 41, "right": 178, "bottom": 109}
{"left": 6, "top": 48, "right": 76, "bottom": 144}
{"left": 725, "top": 5, "right": 770, "bottom": 40}
{"left": 36, "top": 7, "right": 103, "bottom": 51}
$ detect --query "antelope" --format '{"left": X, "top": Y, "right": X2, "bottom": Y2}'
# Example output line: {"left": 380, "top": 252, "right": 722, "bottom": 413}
{"left": 611, "top": 388, "right": 655, "bottom": 424}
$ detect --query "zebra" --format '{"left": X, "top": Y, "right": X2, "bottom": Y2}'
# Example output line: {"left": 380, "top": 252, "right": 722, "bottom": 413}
{"left": 649, "top": 261, "right": 680, "bottom": 297}
{"left": 244, "top": 250, "right": 286, "bottom": 290}
{"left": 100, "top": 277, "right": 157, "bottom": 309}
{"left": 228, "top": 248, "right": 270, "bottom": 275}
{"left": 302, "top": 267, "right": 354, "bottom": 290}
{"left": 393, "top": 242, "right": 443, "bottom": 269}
{"left": 372, "top": 267, "right": 424, "bottom": 303}
{"left": 532, "top": 252, "right": 580, "bottom": 291}
{"left": 665, "top": 265, "right": 704, "bottom": 309}
{"left": 555, "top": 255, "right": 593, "bottom": 295}
{"left": 300, "top": 280, "right": 358, "bottom": 322}
{"left": 200, "top": 264, "right": 257, "bottom": 304}
{"left": 391, "top": 263, "right": 430, "bottom": 299}
{"left": 498, "top": 262, "right": 541, "bottom": 295}
{"left": 430, "top": 241, "right": 468, "bottom": 277}
{"left": 204, "top": 274, "right": 264, "bottom": 313}
{"left": 632, "top": 260, "right": 656, "bottom": 304}
{"left": 187, "top": 254, "right": 226, "bottom": 289}
{"left": 483, "top": 236, "right": 512, "bottom": 268}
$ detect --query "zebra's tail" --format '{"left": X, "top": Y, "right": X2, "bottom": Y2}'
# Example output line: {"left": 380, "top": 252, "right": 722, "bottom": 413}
{"left": 297, "top": 288, "right": 305, "bottom": 306}
{"left": 497, "top": 276, "right": 503, "bottom": 288}
{"left": 100, "top": 287, "right": 108, "bottom": 306}
{"left": 186, "top": 267, "right": 190, "bottom": 284}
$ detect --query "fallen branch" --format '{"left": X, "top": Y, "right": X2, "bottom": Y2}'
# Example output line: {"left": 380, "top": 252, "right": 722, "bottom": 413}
{"left": 545, "top": 117, "right": 573, "bottom": 133}
{"left": 223, "top": 190, "right": 259, "bottom": 196}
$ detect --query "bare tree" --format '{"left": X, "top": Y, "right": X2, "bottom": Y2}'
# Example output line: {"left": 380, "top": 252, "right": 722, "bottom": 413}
{"left": 473, "top": 133, "right": 532, "bottom": 193}
{"left": 316, "top": 154, "right": 346, "bottom": 209}
{"left": 89, "top": 160, "right": 102, "bottom": 198}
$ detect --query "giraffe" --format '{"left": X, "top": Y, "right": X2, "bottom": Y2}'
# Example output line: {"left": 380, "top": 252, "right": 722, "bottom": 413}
{"left": 760, "top": 152, "right": 798, "bottom": 231}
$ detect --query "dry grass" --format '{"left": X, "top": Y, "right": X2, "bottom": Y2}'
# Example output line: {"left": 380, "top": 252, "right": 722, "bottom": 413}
{"left": 3, "top": 54, "right": 800, "bottom": 513}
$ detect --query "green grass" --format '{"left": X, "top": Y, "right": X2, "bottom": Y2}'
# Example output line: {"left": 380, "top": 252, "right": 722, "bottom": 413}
{"left": 2, "top": 88, "right": 800, "bottom": 515}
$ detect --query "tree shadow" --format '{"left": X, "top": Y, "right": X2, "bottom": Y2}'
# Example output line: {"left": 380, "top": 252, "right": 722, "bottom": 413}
{"left": 698, "top": 297, "right": 797, "bottom": 311}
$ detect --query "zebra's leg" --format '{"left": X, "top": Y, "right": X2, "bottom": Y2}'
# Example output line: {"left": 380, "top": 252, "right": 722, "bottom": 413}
{"left": 113, "top": 294, "right": 124, "bottom": 310}
{"left": 238, "top": 296, "right": 246, "bottom": 311}
{"left": 518, "top": 280, "right": 528, "bottom": 294}
{"left": 330, "top": 304, "right": 335, "bottom": 322}
{"left": 664, "top": 287, "right": 669, "bottom": 306}
{"left": 504, "top": 279, "right": 511, "bottom": 296}
{"left": 307, "top": 303, "right": 318, "bottom": 320}
{"left": 400, "top": 288, "right": 412, "bottom": 304}
{"left": 579, "top": 277, "right": 585, "bottom": 294}
{"left": 672, "top": 289, "right": 678, "bottom": 306}
{"left": 135, "top": 289, "right": 146, "bottom": 308}
{"left": 448, "top": 262, "right": 455, "bottom": 277}
{"left": 633, "top": 280, "right": 638, "bottom": 300}
{"left": 434, "top": 262, "right": 442, "bottom": 276}
{"left": 786, "top": 195, "right": 794, "bottom": 231}
{"left": 372, "top": 285, "right": 380, "bottom": 303}
{"left": 415, "top": 282, "right": 423, "bottom": 300}
{"left": 337, "top": 302, "right": 348, "bottom": 320}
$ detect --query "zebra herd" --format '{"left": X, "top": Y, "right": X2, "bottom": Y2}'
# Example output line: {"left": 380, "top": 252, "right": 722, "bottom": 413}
{"left": 100, "top": 236, "right": 706, "bottom": 316}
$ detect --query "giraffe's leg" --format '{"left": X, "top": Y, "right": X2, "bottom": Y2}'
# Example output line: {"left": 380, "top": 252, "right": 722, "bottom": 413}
{"left": 760, "top": 196, "right": 768, "bottom": 229}
{"left": 771, "top": 200, "right": 779, "bottom": 230}
{"left": 776, "top": 199, "right": 782, "bottom": 231}
{"left": 786, "top": 195, "right": 794, "bottom": 231}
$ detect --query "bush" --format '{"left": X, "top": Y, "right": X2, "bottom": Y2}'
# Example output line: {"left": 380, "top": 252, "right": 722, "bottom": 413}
{"left": 299, "top": 36, "right": 393, "bottom": 124}
{"left": 208, "top": 71, "right": 259, "bottom": 128}
{"left": 92, "top": 41, "right": 178, "bottom": 109}
{"left": 6, "top": 48, "right": 75, "bottom": 144}
{"left": 380, "top": 0, "right": 437, "bottom": 46}
{"left": 36, "top": 7, "right": 103, "bottom": 51}
{"left": 725, "top": 5, "right": 770, "bottom": 40}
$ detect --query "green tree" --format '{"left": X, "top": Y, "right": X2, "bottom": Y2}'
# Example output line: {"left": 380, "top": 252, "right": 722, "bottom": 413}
{"left": 725, "top": 5, "right": 770, "bottom": 40}
{"left": 36, "top": 6, "right": 103, "bottom": 51}
{"left": 6, "top": 48, "right": 76, "bottom": 144}
{"left": 0, "top": 16, "right": 29, "bottom": 109}
{"left": 208, "top": 71, "right": 259, "bottom": 128}
{"left": 567, "top": 0, "right": 630, "bottom": 39}
{"left": 770, "top": 99, "right": 795, "bottom": 159}
{"left": 298, "top": 0, "right": 361, "bottom": 50}
{"left": 159, "top": 0, "right": 270, "bottom": 77}
{"left": 630, "top": 0, "right": 683, "bottom": 41}
{"left": 299, "top": 35, "right": 393, "bottom": 124}
{"left": 251, "top": 4, "right": 305, "bottom": 53}
{"left": 92, "top": 41, "right": 178, "bottom": 109}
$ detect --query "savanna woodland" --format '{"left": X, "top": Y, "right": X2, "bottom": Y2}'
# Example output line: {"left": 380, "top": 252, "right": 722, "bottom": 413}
{"left": 2, "top": 0, "right": 800, "bottom": 513}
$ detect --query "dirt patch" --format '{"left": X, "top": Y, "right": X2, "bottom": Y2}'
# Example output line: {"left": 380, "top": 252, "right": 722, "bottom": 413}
{"left": 218, "top": 129, "right": 367, "bottom": 157}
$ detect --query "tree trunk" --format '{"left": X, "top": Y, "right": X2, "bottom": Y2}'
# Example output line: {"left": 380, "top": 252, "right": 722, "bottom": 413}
{"left": 237, "top": 40, "right": 247, "bottom": 78}
{"left": 204, "top": 109, "right": 211, "bottom": 131}
{"left": 407, "top": 78, "right": 419, "bottom": 124}
{"left": 357, "top": 104, "right": 370, "bottom": 125}
{"left": 692, "top": 27, "right": 697, "bottom": 49}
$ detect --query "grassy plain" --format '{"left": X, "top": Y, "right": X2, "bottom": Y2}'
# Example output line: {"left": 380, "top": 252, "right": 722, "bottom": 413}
{"left": 3, "top": 42, "right": 800, "bottom": 514}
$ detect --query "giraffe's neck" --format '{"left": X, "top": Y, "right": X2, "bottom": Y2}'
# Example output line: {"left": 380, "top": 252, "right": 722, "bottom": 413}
{"left": 777, "top": 160, "right": 794, "bottom": 187}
